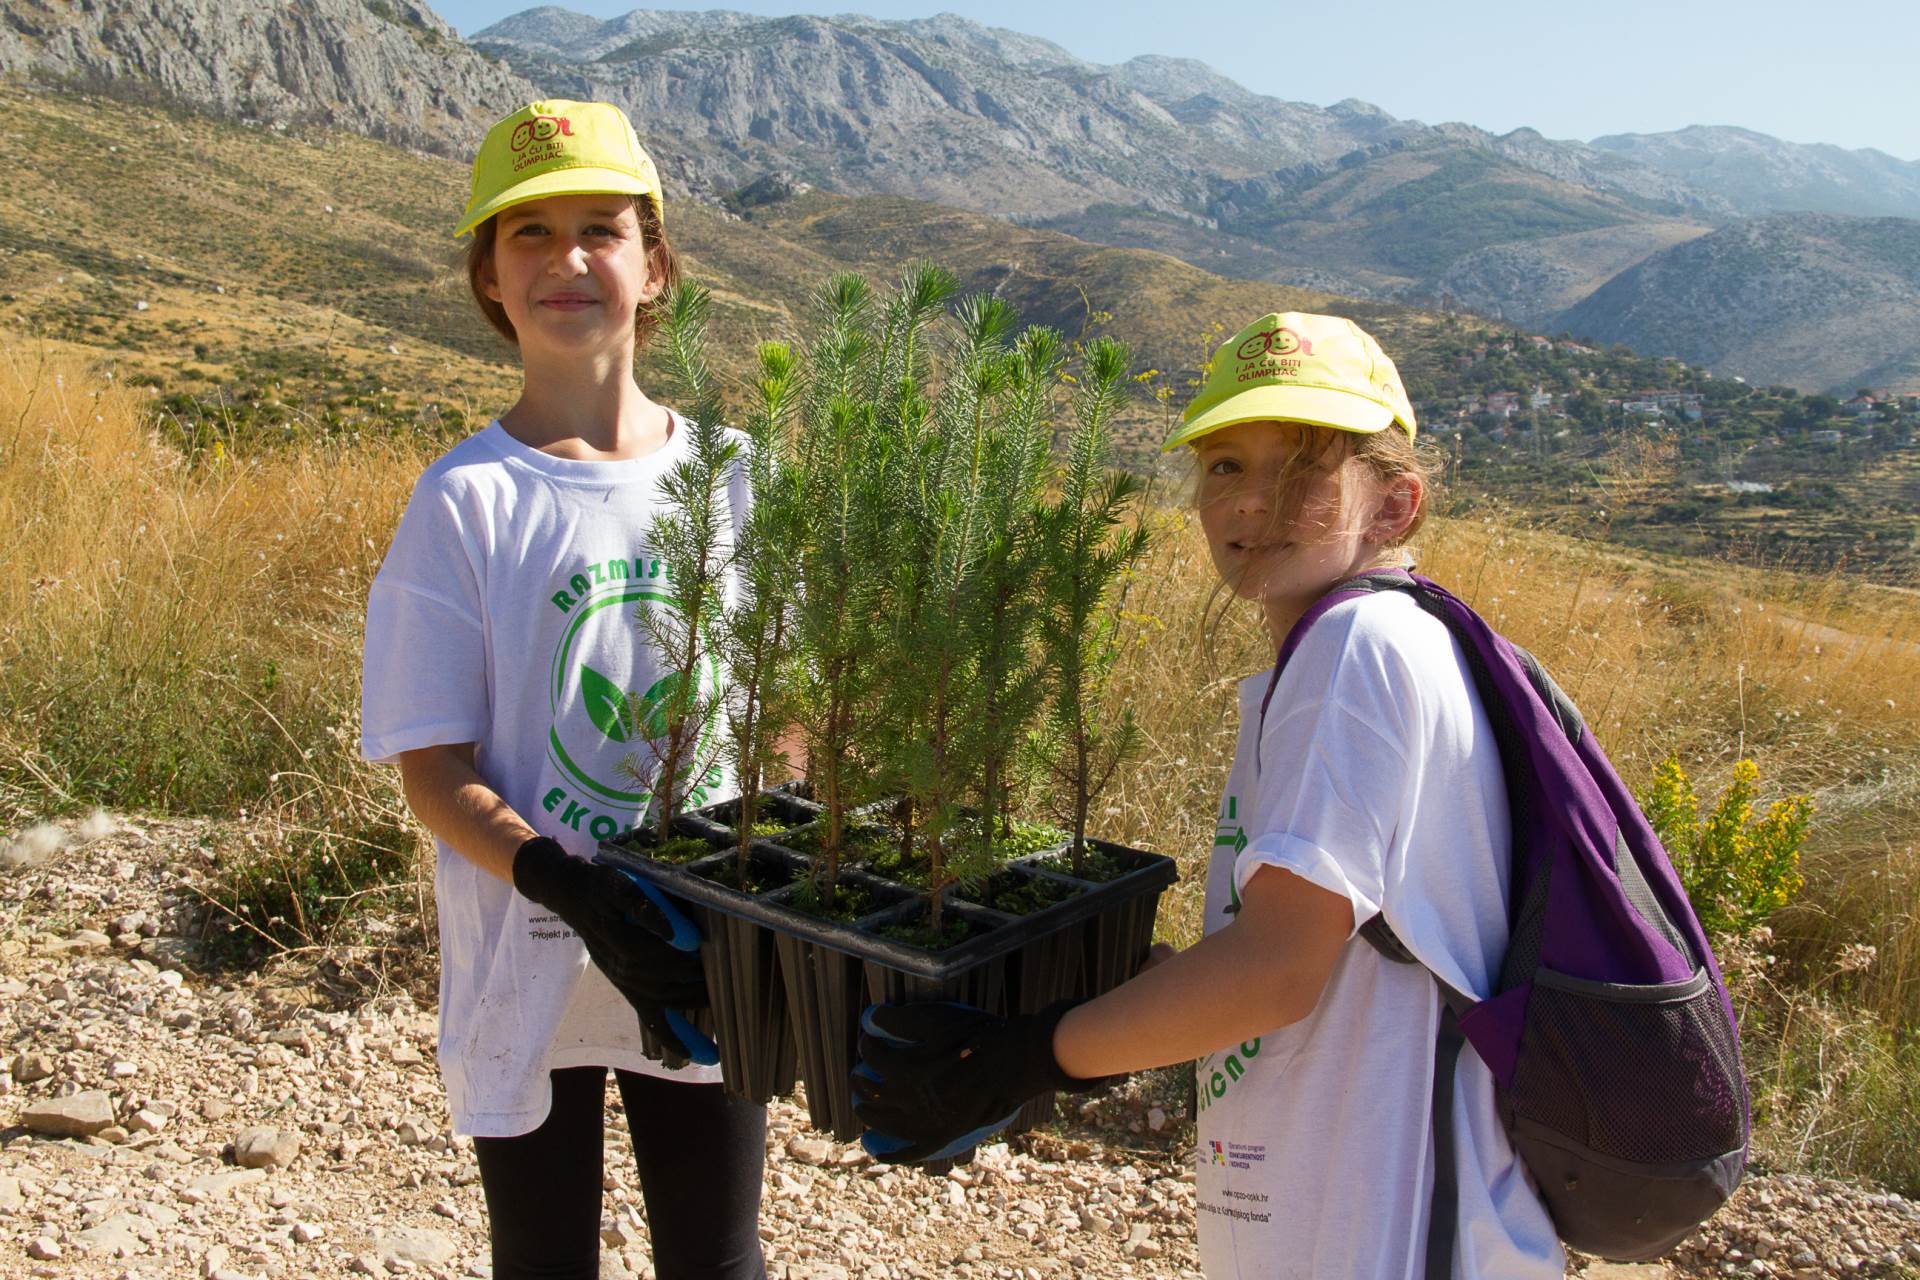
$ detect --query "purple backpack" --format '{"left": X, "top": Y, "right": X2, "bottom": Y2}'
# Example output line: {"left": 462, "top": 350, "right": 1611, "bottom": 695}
{"left": 1273, "top": 570, "right": 1748, "bottom": 1271}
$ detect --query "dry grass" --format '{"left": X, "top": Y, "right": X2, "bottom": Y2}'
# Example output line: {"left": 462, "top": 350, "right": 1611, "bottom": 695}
{"left": 0, "top": 344, "right": 430, "bottom": 954}
{"left": 3, "top": 350, "right": 1916, "bottom": 1186}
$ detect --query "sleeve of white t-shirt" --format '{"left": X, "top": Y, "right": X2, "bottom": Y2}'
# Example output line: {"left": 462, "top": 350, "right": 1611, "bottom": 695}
{"left": 1232, "top": 604, "right": 1421, "bottom": 938}
{"left": 360, "top": 474, "right": 489, "bottom": 765}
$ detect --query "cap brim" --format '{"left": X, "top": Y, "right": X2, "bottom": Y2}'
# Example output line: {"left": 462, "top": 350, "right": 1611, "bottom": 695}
{"left": 454, "top": 165, "right": 661, "bottom": 238}
{"left": 1162, "top": 385, "right": 1402, "bottom": 452}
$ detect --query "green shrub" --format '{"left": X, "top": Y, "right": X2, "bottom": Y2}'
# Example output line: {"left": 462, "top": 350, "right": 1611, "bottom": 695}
{"left": 1641, "top": 755, "right": 1811, "bottom": 938}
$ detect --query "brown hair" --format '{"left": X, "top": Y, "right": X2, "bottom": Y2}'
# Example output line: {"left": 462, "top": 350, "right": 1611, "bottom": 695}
{"left": 465, "top": 194, "right": 679, "bottom": 347}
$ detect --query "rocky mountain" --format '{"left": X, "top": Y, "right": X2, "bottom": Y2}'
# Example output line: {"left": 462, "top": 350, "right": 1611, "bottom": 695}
{"left": 0, "top": 0, "right": 534, "bottom": 156}
{"left": 4, "top": 0, "right": 1920, "bottom": 391}
{"left": 468, "top": 6, "right": 1738, "bottom": 318}
{"left": 1559, "top": 214, "right": 1920, "bottom": 393}
{"left": 1593, "top": 127, "right": 1920, "bottom": 221}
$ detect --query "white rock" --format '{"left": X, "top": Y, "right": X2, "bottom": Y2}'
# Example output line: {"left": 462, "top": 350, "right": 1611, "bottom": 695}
{"left": 28, "top": 1237, "right": 62, "bottom": 1260}
{"left": 373, "top": 1226, "right": 456, "bottom": 1268}
{"left": 291, "top": 1222, "right": 324, "bottom": 1243}
{"left": 787, "top": 1137, "right": 835, "bottom": 1166}
{"left": 0, "top": 1173, "right": 21, "bottom": 1212}
{"left": 184, "top": 1169, "right": 264, "bottom": 1201}
{"left": 21, "top": 1090, "right": 116, "bottom": 1136}
{"left": 233, "top": 1126, "right": 301, "bottom": 1169}
{"left": 12, "top": 1052, "right": 57, "bottom": 1082}
{"left": 75, "top": 1213, "right": 151, "bottom": 1255}
{"left": 1146, "top": 1107, "right": 1167, "bottom": 1132}
{"left": 127, "top": 1109, "right": 167, "bottom": 1135}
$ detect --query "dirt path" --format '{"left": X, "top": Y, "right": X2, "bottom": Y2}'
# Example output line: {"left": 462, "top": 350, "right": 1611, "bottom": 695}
{"left": 3, "top": 816, "right": 1916, "bottom": 1279}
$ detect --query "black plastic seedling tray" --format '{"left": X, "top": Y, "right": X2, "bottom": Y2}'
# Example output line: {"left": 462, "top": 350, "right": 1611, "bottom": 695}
{"left": 596, "top": 815, "right": 1178, "bottom": 1149}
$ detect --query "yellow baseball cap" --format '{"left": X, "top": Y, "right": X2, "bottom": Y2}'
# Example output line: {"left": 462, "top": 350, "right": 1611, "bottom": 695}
{"left": 1163, "top": 312, "right": 1417, "bottom": 451}
{"left": 454, "top": 100, "right": 663, "bottom": 238}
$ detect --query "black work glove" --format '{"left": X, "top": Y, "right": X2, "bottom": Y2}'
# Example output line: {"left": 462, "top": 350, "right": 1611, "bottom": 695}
{"left": 511, "top": 836, "right": 710, "bottom": 1066}
{"left": 850, "top": 1000, "right": 1110, "bottom": 1163}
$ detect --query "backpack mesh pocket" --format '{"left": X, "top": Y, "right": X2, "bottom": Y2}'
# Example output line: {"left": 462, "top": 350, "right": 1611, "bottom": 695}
{"left": 1509, "top": 968, "right": 1745, "bottom": 1166}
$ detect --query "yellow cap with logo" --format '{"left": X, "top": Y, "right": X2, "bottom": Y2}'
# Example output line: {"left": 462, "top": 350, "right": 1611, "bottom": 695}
{"left": 1163, "top": 311, "right": 1417, "bottom": 451}
{"left": 455, "top": 99, "right": 663, "bottom": 238}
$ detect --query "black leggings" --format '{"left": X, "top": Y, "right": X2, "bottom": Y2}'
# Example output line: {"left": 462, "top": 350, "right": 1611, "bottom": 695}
{"left": 474, "top": 1067, "right": 767, "bottom": 1280}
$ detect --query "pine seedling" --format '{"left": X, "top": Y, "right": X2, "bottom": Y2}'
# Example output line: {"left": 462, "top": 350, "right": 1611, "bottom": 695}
{"left": 962, "top": 324, "right": 1063, "bottom": 850}
{"left": 1037, "top": 336, "right": 1151, "bottom": 875}
{"left": 715, "top": 339, "right": 803, "bottom": 881}
{"left": 628, "top": 281, "right": 739, "bottom": 839}
{"left": 786, "top": 273, "right": 901, "bottom": 908}
{"left": 874, "top": 289, "right": 1020, "bottom": 931}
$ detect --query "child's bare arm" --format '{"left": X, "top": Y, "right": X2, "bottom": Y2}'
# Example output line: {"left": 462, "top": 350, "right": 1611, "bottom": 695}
{"left": 1051, "top": 864, "right": 1353, "bottom": 1079}
{"left": 396, "top": 744, "right": 539, "bottom": 885}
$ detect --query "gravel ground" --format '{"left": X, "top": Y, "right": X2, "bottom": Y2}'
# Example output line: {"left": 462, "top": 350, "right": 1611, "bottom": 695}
{"left": 3, "top": 815, "right": 1917, "bottom": 1280}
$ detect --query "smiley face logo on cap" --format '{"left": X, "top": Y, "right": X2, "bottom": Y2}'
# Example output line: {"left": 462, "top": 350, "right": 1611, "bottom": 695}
{"left": 1235, "top": 327, "right": 1315, "bottom": 362}
{"left": 510, "top": 115, "right": 574, "bottom": 152}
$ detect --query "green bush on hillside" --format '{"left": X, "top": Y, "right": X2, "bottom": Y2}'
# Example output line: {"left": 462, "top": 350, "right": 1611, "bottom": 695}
{"left": 1641, "top": 755, "right": 1812, "bottom": 938}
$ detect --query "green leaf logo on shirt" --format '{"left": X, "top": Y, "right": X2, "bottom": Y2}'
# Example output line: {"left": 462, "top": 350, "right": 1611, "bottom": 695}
{"left": 580, "top": 665, "right": 636, "bottom": 743}
{"left": 580, "top": 668, "right": 685, "bottom": 744}
{"left": 633, "top": 672, "right": 684, "bottom": 740}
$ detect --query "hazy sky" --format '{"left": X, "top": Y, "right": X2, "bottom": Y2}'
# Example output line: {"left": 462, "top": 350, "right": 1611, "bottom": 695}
{"left": 437, "top": 0, "right": 1920, "bottom": 160}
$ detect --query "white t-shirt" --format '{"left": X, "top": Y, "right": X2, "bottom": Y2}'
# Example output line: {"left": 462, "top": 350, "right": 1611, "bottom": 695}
{"left": 1194, "top": 591, "right": 1563, "bottom": 1280}
{"left": 360, "top": 417, "right": 745, "bottom": 1137}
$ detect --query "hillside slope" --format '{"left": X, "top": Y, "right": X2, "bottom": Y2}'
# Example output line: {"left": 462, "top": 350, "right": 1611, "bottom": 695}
{"left": 1560, "top": 214, "right": 1920, "bottom": 394}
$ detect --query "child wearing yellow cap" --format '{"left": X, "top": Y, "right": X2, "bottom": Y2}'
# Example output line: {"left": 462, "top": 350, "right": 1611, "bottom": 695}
{"left": 853, "top": 314, "right": 1563, "bottom": 1278}
{"left": 360, "top": 101, "right": 766, "bottom": 1279}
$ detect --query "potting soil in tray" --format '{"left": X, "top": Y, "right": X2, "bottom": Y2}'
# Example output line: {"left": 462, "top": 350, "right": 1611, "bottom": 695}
{"left": 776, "top": 817, "right": 893, "bottom": 863}
{"left": 872, "top": 903, "right": 996, "bottom": 952}
{"left": 610, "top": 830, "right": 718, "bottom": 866}
{"left": 774, "top": 874, "right": 888, "bottom": 925}
{"left": 1033, "top": 842, "right": 1151, "bottom": 884}
{"left": 957, "top": 867, "right": 1083, "bottom": 917}
{"left": 692, "top": 852, "right": 796, "bottom": 896}
{"left": 695, "top": 790, "right": 822, "bottom": 837}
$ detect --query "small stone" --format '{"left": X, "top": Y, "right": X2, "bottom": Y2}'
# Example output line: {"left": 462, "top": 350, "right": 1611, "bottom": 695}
{"left": 97, "top": 1125, "right": 132, "bottom": 1144}
{"left": 1146, "top": 1107, "right": 1167, "bottom": 1132}
{"left": 75, "top": 1213, "right": 149, "bottom": 1256}
{"left": 200, "top": 1098, "right": 230, "bottom": 1121}
{"left": 12, "top": 1052, "right": 56, "bottom": 1083}
{"left": 184, "top": 1168, "right": 264, "bottom": 1201}
{"left": 786, "top": 1137, "right": 835, "bottom": 1166}
{"left": 373, "top": 1226, "right": 456, "bottom": 1268}
{"left": 395, "top": 1119, "right": 429, "bottom": 1146}
{"left": 70, "top": 928, "right": 113, "bottom": 952}
{"left": 959, "top": 1246, "right": 984, "bottom": 1263}
{"left": 234, "top": 1126, "right": 301, "bottom": 1169}
{"left": 110, "top": 1059, "right": 140, "bottom": 1078}
{"left": 28, "top": 1238, "right": 61, "bottom": 1260}
{"left": 291, "top": 1222, "right": 324, "bottom": 1244}
{"left": 128, "top": 1109, "right": 167, "bottom": 1135}
{"left": 0, "top": 1173, "right": 21, "bottom": 1212}
{"left": 21, "top": 1089, "right": 117, "bottom": 1137}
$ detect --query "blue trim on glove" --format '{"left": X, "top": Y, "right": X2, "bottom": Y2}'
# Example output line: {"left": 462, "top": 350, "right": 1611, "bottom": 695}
{"left": 612, "top": 869, "right": 714, "bottom": 1065}
{"left": 664, "top": 1007, "right": 720, "bottom": 1067}
{"left": 860, "top": 1109, "right": 1021, "bottom": 1164}
{"left": 615, "top": 868, "right": 704, "bottom": 952}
